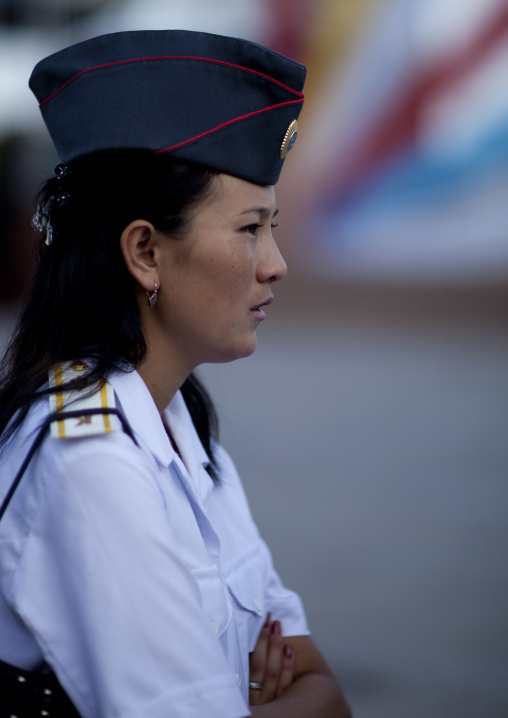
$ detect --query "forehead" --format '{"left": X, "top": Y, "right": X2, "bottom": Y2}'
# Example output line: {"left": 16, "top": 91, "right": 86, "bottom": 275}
{"left": 197, "top": 173, "right": 276, "bottom": 216}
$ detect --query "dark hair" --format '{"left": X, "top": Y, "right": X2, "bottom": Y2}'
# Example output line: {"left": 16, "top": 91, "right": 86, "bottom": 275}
{"left": 0, "top": 150, "right": 221, "bottom": 481}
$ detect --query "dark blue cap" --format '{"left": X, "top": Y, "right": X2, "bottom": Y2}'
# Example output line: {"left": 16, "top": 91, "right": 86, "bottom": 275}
{"left": 29, "top": 30, "right": 306, "bottom": 185}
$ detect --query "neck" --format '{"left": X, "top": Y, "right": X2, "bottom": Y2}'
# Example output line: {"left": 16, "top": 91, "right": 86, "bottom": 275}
{"left": 136, "top": 344, "right": 191, "bottom": 415}
{"left": 135, "top": 290, "right": 198, "bottom": 414}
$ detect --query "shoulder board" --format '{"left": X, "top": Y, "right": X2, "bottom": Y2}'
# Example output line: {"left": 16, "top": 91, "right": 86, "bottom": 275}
{"left": 48, "top": 361, "right": 121, "bottom": 439}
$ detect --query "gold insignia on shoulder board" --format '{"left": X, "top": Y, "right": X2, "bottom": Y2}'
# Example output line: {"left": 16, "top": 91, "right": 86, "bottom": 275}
{"left": 280, "top": 119, "right": 298, "bottom": 159}
{"left": 48, "top": 361, "right": 120, "bottom": 439}
{"left": 71, "top": 360, "right": 88, "bottom": 372}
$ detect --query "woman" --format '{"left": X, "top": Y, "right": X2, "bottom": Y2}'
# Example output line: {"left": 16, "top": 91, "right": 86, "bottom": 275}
{"left": 0, "top": 30, "right": 351, "bottom": 718}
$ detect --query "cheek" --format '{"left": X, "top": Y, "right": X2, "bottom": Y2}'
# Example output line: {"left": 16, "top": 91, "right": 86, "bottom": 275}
{"left": 225, "top": 264, "right": 253, "bottom": 301}
{"left": 203, "top": 246, "right": 254, "bottom": 301}
{"left": 164, "top": 237, "right": 255, "bottom": 321}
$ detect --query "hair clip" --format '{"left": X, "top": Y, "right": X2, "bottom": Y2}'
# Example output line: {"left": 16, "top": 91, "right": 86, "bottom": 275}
{"left": 31, "top": 207, "right": 46, "bottom": 233}
{"left": 44, "top": 224, "right": 54, "bottom": 246}
{"left": 55, "top": 188, "right": 70, "bottom": 206}
{"left": 31, "top": 197, "right": 54, "bottom": 245}
{"left": 55, "top": 163, "right": 69, "bottom": 179}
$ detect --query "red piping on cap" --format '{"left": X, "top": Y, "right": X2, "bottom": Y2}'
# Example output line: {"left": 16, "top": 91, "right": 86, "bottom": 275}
{"left": 154, "top": 97, "right": 304, "bottom": 155}
{"left": 39, "top": 55, "right": 304, "bottom": 107}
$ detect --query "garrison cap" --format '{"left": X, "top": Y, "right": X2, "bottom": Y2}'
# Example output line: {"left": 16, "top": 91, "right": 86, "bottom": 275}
{"left": 29, "top": 30, "right": 306, "bottom": 185}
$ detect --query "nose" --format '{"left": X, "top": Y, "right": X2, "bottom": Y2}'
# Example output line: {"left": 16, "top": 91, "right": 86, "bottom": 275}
{"left": 258, "top": 234, "right": 287, "bottom": 284}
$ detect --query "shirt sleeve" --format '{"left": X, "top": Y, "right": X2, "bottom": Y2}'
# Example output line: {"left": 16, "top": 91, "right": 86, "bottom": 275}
{"left": 259, "top": 541, "right": 310, "bottom": 639}
{"left": 212, "top": 444, "right": 310, "bottom": 647}
{"left": 7, "top": 434, "right": 249, "bottom": 718}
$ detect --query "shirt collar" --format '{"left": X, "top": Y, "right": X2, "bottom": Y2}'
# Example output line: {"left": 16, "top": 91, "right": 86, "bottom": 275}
{"left": 107, "top": 368, "right": 214, "bottom": 503}
{"left": 107, "top": 368, "right": 173, "bottom": 467}
{"left": 163, "top": 390, "right": 214, "bottom": 504}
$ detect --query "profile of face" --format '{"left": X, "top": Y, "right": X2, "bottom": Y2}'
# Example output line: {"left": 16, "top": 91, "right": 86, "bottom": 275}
{"left": 130, "top": 173, "right": 287, "bottom": 372}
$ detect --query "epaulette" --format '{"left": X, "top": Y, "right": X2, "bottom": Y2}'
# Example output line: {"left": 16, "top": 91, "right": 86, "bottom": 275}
{"left": 0, "top": 362, "right": 136, "bottom": 523}
{"left": 48, "top": 360, "right": 121, "bottom": 439}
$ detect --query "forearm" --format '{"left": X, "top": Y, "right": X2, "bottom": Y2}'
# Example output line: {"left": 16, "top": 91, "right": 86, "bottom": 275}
{"left": 249, "top": 670, "right": 352, "bottom": 718}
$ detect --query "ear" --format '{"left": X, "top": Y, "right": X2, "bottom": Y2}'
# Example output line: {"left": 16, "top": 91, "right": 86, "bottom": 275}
{"left": 120, "top": 219, "right": 160, "bottom": 291}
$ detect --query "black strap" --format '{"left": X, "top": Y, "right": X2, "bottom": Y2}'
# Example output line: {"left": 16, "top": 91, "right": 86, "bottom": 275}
{"left": 0, "top": 657, "right": 81, "bottom": 718}
{"left": 0, "top": 407, "right": 138, "bottom": 522}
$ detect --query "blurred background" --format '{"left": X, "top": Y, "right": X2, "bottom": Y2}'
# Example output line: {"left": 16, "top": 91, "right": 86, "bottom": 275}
{"left": 0, "top": 1, "right": 507, "bottom": 716}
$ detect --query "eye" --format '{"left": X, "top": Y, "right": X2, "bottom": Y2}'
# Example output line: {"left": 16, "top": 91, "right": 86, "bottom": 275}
{"left": 242, "top": 223, "right": 263, "bottom": 236}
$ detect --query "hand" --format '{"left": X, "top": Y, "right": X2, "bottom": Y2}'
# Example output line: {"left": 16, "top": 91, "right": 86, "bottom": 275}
{"left": 248, "top": 614, "right": 295, "bottom": 706}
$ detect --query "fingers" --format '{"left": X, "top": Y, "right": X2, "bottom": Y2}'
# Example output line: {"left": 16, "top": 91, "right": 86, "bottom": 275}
{"left": 277, "top": 642, "right": 295, "bottom": 698}
{"left": 249, "top": 616, "right": 295, "bottom": 705}
{"left": 249, "top": 613, "right": 271, "bottom": 687}
{"left": 261, "top": 619, "right": 285, "bottom": 700}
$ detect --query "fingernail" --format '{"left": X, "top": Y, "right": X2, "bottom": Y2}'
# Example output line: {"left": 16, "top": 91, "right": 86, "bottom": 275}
{"left": 263, "top": 613, "right": 270, "bottom": 628}
{"left": 271, "top": 620, "right": 281, "bottom": 636}
{"left": 284, "top": 644, "right": 293, "bottom": 659}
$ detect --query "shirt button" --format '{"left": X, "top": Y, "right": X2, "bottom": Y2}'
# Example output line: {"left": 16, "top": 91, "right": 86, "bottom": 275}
{"left": 236, "top": 674, "right": 242, "bottom": 686}
{"left": 210, "top": 621, "right": 219, "bottom": 635}
{"left": 255, "top": 598, "right": 263, "bottom": 611}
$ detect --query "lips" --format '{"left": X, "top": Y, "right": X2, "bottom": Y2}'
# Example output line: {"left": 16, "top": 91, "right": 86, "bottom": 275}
{"left": 251, "top": 297, "right": 273, "bottom": 312}
{"left": 250, "top": 296, "right": 272, "bottom": 322}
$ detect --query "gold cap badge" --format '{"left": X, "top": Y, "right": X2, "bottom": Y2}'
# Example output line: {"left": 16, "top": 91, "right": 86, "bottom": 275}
{"left": 280, "top": 119, "right": 298, "bottom": 159}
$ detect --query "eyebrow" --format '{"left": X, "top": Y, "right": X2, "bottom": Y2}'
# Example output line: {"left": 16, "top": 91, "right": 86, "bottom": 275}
{"left": 240, "top": 207, "right": 279, "bottom": 219}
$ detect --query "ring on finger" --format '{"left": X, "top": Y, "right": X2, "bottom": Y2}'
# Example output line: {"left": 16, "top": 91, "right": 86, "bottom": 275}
{"left": 249, "top": 682, "right": 263, "bottom": 691}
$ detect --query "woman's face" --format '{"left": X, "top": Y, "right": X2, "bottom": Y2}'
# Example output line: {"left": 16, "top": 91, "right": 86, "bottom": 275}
{"left": 153, "top": 173, "right": 286, "bottom": 369}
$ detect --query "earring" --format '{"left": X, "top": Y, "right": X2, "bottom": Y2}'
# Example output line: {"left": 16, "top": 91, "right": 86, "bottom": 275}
{"left": 147, "top": 283, "right": 159, "bottom": 308}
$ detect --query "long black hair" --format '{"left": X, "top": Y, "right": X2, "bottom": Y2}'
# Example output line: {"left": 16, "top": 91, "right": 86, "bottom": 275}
{"left": 0, "top": 149, "right": 221, "bottom": 481}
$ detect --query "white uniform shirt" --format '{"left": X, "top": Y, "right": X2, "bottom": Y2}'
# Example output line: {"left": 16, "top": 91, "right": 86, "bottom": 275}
{"left": 0, "top": 368, "right": 308, "bottom": 718}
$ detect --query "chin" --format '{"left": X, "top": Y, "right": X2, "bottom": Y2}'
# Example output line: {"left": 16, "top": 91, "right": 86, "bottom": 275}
{"left": 210, "top": 334, "right": 258, "bottom": 364}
